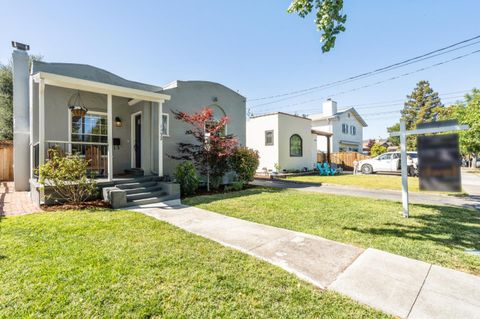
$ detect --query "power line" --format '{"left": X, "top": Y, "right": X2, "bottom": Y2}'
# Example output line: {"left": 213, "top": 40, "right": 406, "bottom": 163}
{"left": 248, "top": 34, "right": 480, "bottom": 103}
{"left": 250, "top": 40, "right": 480, "bottom": 108}
{"left": 294, "top": 95, "right": 463, "bottom": 116}
{"left": 249, "top": 49, "right": 480, "bottom": 113}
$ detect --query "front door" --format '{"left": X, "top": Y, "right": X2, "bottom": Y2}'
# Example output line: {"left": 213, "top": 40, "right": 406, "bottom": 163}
{"left": 134, "top": 114, "right": 141, "bottom": 168}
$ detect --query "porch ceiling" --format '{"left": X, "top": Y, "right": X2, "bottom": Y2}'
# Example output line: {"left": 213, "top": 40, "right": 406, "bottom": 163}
{"left": 32, "top": 72, "right": 170, "bottom": 102}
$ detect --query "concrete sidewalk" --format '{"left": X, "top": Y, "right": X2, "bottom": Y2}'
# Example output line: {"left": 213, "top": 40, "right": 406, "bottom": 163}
{"left": 132, "top": 205, "right": 480, "bottom": 319}
{"left": 252, "top": 179, "right": 480, "bottom": 210}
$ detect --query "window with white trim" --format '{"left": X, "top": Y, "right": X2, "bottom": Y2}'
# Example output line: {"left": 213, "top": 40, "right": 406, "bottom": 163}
{"left": 350, "top": 125, "right": 356, "bottom": 135}
{"left": 71, "top": 112, "right": 107, "bottom": 143}
{"left": 342, "top": 123, "right": 348, "bottom": 134}
{"left": 161, "top": 113, "right": 169, "bottom": 136}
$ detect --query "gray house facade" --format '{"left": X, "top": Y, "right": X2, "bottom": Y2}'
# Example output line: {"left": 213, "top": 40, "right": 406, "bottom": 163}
{"left": 11, "top": 49, "right": 246, "bottom": 205}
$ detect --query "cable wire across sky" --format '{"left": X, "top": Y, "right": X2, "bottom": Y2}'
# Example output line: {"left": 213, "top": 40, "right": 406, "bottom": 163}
{"left": 248, "top": 34, "right": 480, "bottom": 103}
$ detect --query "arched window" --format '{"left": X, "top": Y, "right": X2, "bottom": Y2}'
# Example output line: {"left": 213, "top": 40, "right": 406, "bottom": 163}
{"left": 205, "top": 104, "right": 227, "bottom": 136}
{"left": 290, "top": 134, "right": 303, "bottom": 157}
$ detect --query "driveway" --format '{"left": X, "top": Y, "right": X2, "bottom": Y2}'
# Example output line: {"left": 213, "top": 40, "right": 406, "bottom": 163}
{"left": 461, "top": 169, "right": 480, "bottom": 196}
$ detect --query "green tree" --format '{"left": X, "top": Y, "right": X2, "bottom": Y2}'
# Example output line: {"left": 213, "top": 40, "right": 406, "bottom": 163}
{"left": 460, "top": 89, "right": 480, "bottom": 159}
{"left": 439, "top": 89, "right": 480, "bottom": 162}
{"left": 0, "top": 63, "right": 13, "bottom": 140}
{"left": 370, "top": 143, "right": 387, "bottom": 157}
{"left": 387, "top": 81, "right": 444, "bottom": 150}
{"left": 288, "top": 0, "right": 347, "bottom": 53}
{"left": 386, "top": 122, "right": 400, "bottom": 146}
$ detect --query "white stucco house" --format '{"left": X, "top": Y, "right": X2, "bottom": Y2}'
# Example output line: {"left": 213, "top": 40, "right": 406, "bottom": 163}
{"left": 11, "top": 46, "right": 246, "bottom": 207}
{"left": 310, "top": 99, "right": 367, "bottom": 153}
{"left": 246, "top": 112, "right": 331, "bottom": 172}
{"left": 246, "top": 100, "right": 367, "bottom": 173}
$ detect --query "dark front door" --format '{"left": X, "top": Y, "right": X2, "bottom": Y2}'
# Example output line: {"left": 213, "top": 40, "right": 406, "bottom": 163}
{"left": 134, "top": 114, "right": 141, "bottom": 168}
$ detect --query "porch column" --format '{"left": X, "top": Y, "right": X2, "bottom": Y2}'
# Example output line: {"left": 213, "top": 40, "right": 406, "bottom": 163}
{"left": 29, "top": 76, "right": 34, "bottom": 179}
{"left": 38, "top": 79, "right": 45, "bottom": 167}
{"left": 107, "top": 94, "right": 113, "bottom": 181}
{"left": 326, "top": 135, "right": 331, "bottom": 163}
{"left": 157, "top": 100, "right": 163, "bottom": 176}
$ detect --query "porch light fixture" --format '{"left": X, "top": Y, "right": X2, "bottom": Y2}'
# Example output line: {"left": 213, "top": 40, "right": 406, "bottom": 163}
{"left": 115, "top": 117, "right": 123, "bottom": 127}
{"left": 67, "top": 91, "right": 88, "bottom": 117}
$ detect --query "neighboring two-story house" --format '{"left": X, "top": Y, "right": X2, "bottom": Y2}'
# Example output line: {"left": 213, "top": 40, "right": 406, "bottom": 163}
{"left": 310, "top": 99, "right": 367, "bottom": 153}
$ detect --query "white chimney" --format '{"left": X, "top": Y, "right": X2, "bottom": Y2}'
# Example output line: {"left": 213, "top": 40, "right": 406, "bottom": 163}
{"left": 12, "top": 45, "right": 31, "bottom": 191}
{"left": 322, "top": 99, "right": 337, "bottom": 116}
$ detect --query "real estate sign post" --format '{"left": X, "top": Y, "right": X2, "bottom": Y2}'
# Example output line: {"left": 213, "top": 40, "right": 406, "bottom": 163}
{"left": 390, "top": 120, "right": 468, "bottom": 218}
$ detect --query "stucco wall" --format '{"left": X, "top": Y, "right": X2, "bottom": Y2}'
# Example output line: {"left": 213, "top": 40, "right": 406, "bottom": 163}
{"left": 155, "top": 81, "right": 246, "bottom": 178}
{"left": 246, "top": 115, "right": 279, "bottom": 172}
{"left": 277, "top": 114, "right": 316, "bottom": 171}
{"left": 247, "top": 113, "right": 317, "bottom": 172}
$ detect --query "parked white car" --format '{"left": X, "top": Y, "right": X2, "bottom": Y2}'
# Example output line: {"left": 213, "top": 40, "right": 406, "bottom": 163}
{"left": 359, "top": 151, "right": 418, "bottom": 174}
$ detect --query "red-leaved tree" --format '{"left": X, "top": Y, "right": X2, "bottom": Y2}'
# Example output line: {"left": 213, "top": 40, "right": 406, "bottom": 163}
{"left": 170, "top": 107, "right": 238, "bottom": 191}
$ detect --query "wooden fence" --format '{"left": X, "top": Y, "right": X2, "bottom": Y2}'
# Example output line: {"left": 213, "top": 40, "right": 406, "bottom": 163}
{"left": 0, "top": 141, "right": 13, "bottom": 181}
{"left": 317, "top": 151, "right": 370, "bottom": 171}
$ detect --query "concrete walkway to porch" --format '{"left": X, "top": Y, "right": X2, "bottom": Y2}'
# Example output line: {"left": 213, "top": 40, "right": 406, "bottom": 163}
{"left": 0, "top": 182, "right": 41, "bottom": 217}
{"left": 132, "top": 204, "right": 480, "bottom": 319}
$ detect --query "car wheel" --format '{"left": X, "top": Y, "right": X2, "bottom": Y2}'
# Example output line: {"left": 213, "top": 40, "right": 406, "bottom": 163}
{"left": 361, "top": 164, "right": 373, "bottom": 174}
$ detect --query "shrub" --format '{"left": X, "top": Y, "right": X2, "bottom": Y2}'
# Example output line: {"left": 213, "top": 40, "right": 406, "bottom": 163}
{"left": 174, "top": 161, "right": 200, "bottom": 196}
{"left": 224, "top": 180, "right": 245, "bottom": 192}
{"left": 37, "top": 149, "right": 98, "bottom": 204}
{"left": 370, "top": 143, "right": 388, "bottom": 157}
{"left": 229, "top": 147, "right": 260, "bottom": 183}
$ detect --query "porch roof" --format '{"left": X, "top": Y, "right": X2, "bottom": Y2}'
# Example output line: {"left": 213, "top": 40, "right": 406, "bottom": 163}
{"left": 31, "top": 62, "right": 170, "bottom": 102}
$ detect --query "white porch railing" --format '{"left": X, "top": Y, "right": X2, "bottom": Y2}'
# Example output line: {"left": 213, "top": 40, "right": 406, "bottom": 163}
{"left": 32, "top": 140, "right": 109, "bottom": 178}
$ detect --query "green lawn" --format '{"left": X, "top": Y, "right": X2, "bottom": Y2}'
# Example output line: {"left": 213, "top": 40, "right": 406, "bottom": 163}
{"left": 185, "top": 188, "right": 480, "bottom": 276}
{"left": 286, "top": 174, "right": 421, "bottom": 191}
{"left": 0, "top": 210, "right": 389, "bottom": 318}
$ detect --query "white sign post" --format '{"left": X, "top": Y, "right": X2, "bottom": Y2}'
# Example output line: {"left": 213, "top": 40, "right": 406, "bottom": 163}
{"left": 399, "top": 120, "right": 409, "bottom": 217}
{"left": 390, "top": 121, "right": 469, "bottom": 218}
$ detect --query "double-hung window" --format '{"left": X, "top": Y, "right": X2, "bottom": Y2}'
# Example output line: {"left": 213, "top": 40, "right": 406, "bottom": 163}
{"left": 265, "top": 130, "right": 274, "bottom": 146}
{"left": 350, "top": 125, "right": 356, "bottom": 135}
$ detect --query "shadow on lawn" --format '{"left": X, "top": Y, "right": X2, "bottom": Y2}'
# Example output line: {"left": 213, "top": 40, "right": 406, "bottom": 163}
{"left": 344, "top": 204, "right": 480, "bottom": 251}
{"left": 184, "top": 186, "right": 285, "bottom": 206}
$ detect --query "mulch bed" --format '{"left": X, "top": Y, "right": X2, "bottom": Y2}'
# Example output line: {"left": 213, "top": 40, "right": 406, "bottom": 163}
{"left": 41, "top": 199, "right": 111, "bottom": 211}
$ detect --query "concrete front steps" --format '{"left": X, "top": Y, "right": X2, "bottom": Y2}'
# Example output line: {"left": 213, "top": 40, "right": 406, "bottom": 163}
{"left": 102, "top": 176, "right": 180, "bottom": 208}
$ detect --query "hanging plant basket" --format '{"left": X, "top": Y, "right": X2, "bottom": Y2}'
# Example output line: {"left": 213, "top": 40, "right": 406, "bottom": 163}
{"left": 70, "top": 106, "right": 88, "bottom": 117}
{"left": 67, "top": 91, "right": 88, "bottom": 117}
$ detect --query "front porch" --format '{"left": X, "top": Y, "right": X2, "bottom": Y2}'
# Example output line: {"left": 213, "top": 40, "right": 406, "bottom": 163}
{"left": 30, "top": 70, "right": 171, "bottom": 181}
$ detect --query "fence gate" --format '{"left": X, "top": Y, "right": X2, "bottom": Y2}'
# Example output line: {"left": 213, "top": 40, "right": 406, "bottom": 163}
{"left": 0, "top": 141, "right": 14, "bottom": 181}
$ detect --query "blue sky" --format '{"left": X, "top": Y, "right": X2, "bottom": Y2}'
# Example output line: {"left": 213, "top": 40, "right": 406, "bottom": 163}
{"left": 1, "top": 0, "right": 479, "bottom": 139}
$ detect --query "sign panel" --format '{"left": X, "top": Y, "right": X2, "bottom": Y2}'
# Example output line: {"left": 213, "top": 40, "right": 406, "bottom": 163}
{"left": 417, "top": 134, "right": 461, "bottom": 192}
